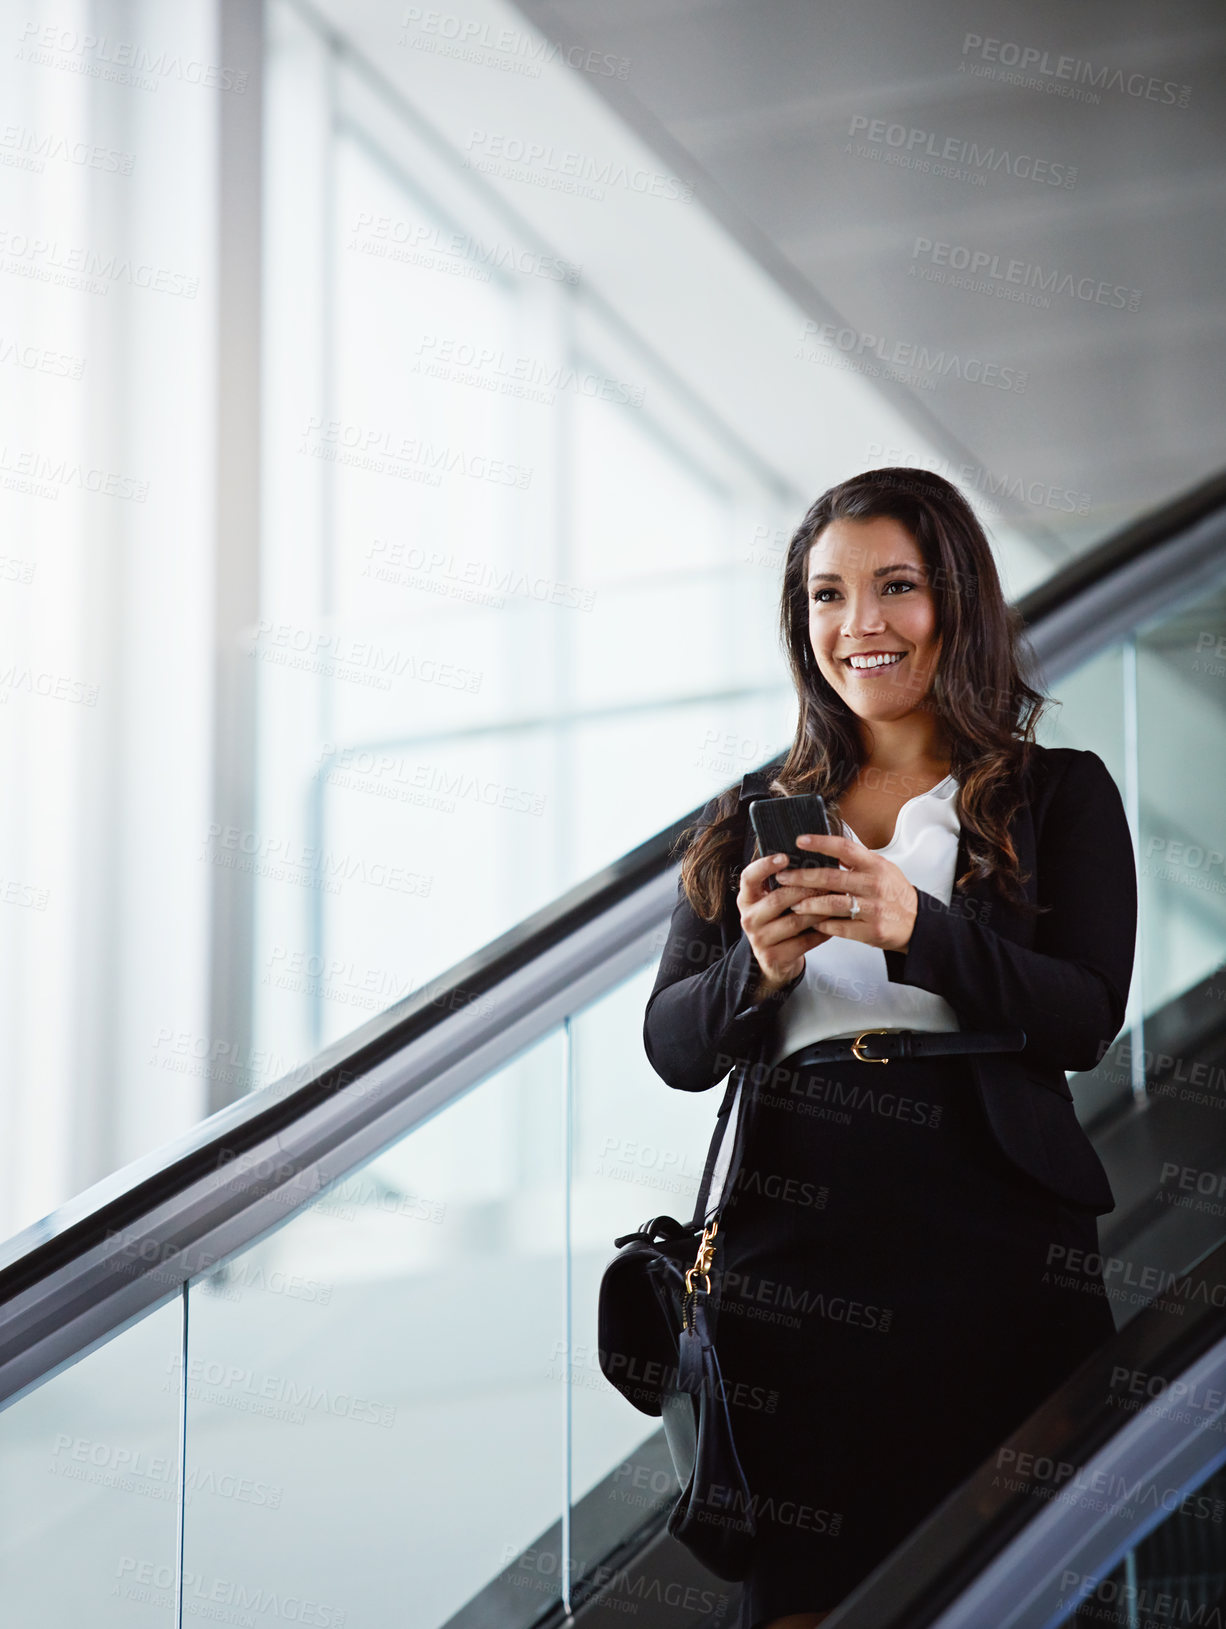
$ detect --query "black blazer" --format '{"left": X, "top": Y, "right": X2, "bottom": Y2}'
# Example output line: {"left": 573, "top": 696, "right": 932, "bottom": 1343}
{"left": 643, "top": 744, "right": 1137, "bottom": 1214}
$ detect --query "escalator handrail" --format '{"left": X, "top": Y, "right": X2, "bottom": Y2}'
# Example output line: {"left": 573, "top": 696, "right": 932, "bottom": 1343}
{"left": 0, "top": 468, "right": 1223, "bottom": 1401}
{"left": 0, "top": 815, "right": 687, "bottom": 1297}
{"left": 1021, "top": 467, "right": 1226, "bottom": 635}
{"left": 822, "top": 1232, "right": 1226, "bottom": 1627}
{"left": 0, "top": 860, "right": 678, "bottom": 1407}
{"left": 1023, "top": 475, "right": 1226, "bottom": 683}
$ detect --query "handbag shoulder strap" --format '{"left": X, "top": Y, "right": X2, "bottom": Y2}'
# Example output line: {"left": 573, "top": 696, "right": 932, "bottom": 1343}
{"left": 682, "top": 757, "right": 784, "bottom": 1230}
{"left": 689, "top": 1054, "right": 755, "bottom": 1227}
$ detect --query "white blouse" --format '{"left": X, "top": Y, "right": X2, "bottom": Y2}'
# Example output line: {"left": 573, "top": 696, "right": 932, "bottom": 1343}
{"left": 765, "top": 775, "right": 962, "bottom": 1066}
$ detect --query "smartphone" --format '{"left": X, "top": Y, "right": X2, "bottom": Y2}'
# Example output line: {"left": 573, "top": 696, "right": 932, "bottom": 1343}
{"left": 749, "top": 794, "right": 840, "bottom": 894}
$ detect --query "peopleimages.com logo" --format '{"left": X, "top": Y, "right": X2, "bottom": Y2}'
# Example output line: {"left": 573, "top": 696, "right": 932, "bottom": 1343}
{"left": 959, "top": 33, "right": 1191, "bottom": 108}
{"left": 909, "top": 237, "right": 1141, "bottom": 311}
{"left": 799, "top": 318, "right": 1027, "bottom": 393}
{"left": 844, "top": 115, "right": 1076, "bottom": 188}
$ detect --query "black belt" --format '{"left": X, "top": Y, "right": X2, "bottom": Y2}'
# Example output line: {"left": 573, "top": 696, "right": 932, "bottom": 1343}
{"left": 784, "top": 1027, "right": 1027, "bottom": 1067}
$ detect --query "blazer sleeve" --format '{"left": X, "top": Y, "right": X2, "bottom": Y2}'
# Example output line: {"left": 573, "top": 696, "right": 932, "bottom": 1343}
{"left": 882, "top": 749, "right": 1137, "bottom": 1073}
{"left": 643, "top": 797, "right": 806, "bottom": 1092}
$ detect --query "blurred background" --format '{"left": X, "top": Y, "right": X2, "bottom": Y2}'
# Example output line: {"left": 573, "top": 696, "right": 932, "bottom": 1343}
{"left": 3, "top": 0, "right": 1222, "bottom": 1239}
{"left": 3, "top": 3, "right": 1226, "bottom": 1625}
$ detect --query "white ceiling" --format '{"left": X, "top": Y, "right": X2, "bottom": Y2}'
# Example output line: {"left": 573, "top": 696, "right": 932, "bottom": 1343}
{"left": 507, "top": 0, "right": 1226, "bottom": 566}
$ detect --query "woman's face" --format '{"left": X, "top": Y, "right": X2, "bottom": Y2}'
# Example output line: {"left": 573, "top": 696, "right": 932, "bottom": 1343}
{"left": 806, "top": 516, "right": 942, "bottom": 727}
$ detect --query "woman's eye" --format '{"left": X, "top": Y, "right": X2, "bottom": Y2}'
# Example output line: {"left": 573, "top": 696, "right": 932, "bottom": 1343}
{"left": 810, "top": 581, "right": 916, "bottom": 603}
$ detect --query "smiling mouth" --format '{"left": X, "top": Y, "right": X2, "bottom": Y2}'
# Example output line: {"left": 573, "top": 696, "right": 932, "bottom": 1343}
{"left": 842, "top": 652, "right": 907, "bottom": 671}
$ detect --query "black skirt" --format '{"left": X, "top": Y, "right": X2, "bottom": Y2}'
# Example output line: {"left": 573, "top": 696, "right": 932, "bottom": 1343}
{"left": 709, "top": 1046, "right": 1116, "bottom": 1627}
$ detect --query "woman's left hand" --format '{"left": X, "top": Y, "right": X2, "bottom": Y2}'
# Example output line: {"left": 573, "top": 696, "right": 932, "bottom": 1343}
{"left": 777, "top": 833, "right": 917, "bottom": 953}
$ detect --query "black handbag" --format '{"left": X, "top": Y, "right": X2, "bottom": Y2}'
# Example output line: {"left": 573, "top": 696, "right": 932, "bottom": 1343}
{"left": 597, "top": 1053, "right": 759, "bottom": 1581}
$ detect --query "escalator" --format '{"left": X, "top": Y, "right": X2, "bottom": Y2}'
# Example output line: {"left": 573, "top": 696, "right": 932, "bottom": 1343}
{"left": 2, "top": 472, "right": 1226, "bottom": 1628}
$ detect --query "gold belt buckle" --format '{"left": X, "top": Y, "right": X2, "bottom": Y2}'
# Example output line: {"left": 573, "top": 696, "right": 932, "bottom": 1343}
{"left": 851, "top": 1029, "right": 892, "bottom": 1064}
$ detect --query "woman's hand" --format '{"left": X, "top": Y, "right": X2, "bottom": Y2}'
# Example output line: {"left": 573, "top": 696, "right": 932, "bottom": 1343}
{"left": 777, "top": 833, "right": 918, "bottom": 953}
{"left": 736, "top": 849, "right": 833, "bottom": 996}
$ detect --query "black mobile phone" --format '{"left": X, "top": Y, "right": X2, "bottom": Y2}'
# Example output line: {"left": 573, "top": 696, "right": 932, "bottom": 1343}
{"left": 749, "top": 794, "right": 841, "bottom": 891}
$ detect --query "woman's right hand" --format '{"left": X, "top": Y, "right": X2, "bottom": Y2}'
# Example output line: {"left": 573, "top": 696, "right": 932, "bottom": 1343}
{"left": 736, "top": 851, "right": 831, "bottom": 997}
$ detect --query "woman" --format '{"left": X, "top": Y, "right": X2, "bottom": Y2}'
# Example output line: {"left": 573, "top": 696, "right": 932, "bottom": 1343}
{"left": 642, "top": 468, "right": 1137, "bottom": 1628}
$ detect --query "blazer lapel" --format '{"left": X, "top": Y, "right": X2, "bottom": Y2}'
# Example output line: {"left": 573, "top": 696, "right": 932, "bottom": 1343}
{"left": 951, "top": 797, "right": 1037, "bottom": 945}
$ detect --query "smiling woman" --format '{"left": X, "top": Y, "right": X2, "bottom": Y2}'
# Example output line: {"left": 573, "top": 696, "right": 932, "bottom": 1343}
{"left": 805, "top": 516, "right": 949, "bottom": 853}
{"left": 680, "top": 469, "right": 1050, "bottom": 928}
{"left": 644, "top": 468, "right": 1137, "bottom": 1628}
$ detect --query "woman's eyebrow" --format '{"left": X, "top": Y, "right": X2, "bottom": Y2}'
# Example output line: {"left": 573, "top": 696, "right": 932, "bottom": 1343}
{"left": 807, "top": 562, "right": 925, "bottom": 587}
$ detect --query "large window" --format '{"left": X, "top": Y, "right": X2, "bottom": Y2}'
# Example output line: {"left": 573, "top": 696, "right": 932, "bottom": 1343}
{"left": 250, "top": 3, "right": 805, "bottom": 1072}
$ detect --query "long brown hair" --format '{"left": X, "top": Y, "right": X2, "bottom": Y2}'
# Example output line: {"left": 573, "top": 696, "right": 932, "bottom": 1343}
{"left": 679, "top": 467, "right": 1047, "bottom": 921}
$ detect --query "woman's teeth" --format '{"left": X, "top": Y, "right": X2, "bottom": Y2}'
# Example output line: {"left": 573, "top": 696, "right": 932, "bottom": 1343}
{"left": 847, "top": 652, "right": 905, "bottom": 670}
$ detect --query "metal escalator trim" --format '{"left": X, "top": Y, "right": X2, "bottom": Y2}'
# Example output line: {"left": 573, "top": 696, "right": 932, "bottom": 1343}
{"left": 1019, "top": 468, "right": 1226, "bottom": 633}
{"left": 1023, "top": 494, "right": 1226, "bottom": 684}
{"left": 815, "top": 1236, "right": 1226, "bottom": 1628}
{"left": 0, "top": 848, "right": 684, "bottom": 1300}
{"left": 928, "top": 1338, "right": 1226, "bottom": 1629}
{"left": 1, "top": 468, "right": 1224, "bottom": 1403}
{"left": 0, "top": 868, "right": 675, "bottom": 1410}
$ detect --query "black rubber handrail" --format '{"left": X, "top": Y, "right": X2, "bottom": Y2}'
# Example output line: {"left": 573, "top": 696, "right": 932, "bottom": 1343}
{"left": 1018, "top": 468, "right": 1226, "bottom": 629}
{"left": 0, "top": 810, "right": 694, "bottom": 1301}
{"left": 823, "top": 1231, "right": 1226, "bottom": 1627}
{"left": 0, "top": 468, "right": 1221, "bottom": 1307}
{"left": 545, "top": 1234, "right": 1226, "bottom": 1628}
